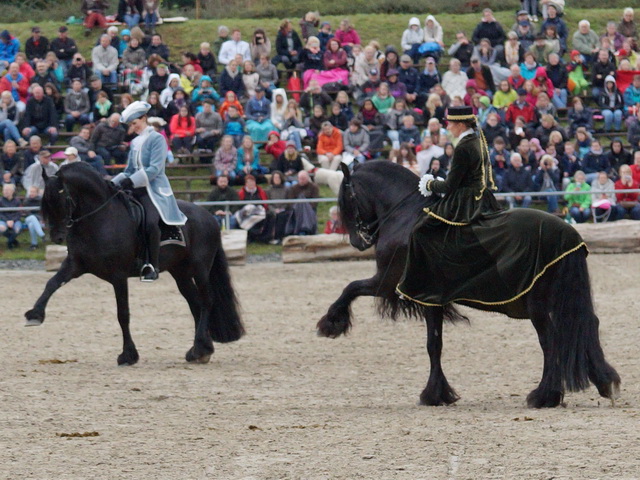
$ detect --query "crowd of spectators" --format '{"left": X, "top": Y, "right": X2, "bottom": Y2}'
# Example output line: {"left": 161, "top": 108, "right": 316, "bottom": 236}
{"left": 3, "top": 3, "right": 640, "bottom": 248}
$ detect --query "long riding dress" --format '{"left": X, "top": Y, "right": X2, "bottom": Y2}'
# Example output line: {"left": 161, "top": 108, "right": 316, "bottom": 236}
{"left": 396, "top": 130, "right": 587, "bottom": 318}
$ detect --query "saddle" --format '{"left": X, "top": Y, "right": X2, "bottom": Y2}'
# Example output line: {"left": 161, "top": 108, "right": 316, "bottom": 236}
{"left": 122, "top": 193, "right": 186, "bottom": 248}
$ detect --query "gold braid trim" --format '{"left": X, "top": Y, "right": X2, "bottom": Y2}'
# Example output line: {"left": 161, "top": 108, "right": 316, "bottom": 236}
{"left": 396, "top": 242, "right": 588, "bottom": 307}
{"left": 447, "top": 114, "right": 477, "bottom": 121}
{"left": 422, "top": 208, "right": 470, "bottom": 226}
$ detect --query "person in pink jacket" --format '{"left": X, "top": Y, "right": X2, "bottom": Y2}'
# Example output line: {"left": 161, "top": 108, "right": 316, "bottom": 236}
{"left": 334, "top": 19, "right": 361, "bottom": 55}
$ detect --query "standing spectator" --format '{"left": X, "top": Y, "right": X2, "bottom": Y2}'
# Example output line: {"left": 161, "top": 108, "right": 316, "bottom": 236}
{"left": 0, "top": 183, "right": 21, "bottom": 249}
{"left": 448, "top": 31, "right": 474, "bottom": 68}
{"left": 92, "top": 35, "right": 119, "bottom": 84}
{"left": 90, "top": 113, "right": 127, "bottom": 164}
{"left": 117, "top": 0, "right": 143, "bottom": 29}
{"left": 218, "top": 29, "right": 251, "bottom": 66}
{"left": 146, "top": 33, "right": 170, "bottom": 61}
{"left": 21, "top": 85, "right": 58, "bottom": 145}
{"left": 169, "top": 105, "right": 196, "bottom": 153}
{"left": 317, "top": 121, "right": 344, "bottom": 170}
{"left": 598, "top": 75, "right": 624, "bottom": 133}
{"left": 334, "top": 19, "right": 360, "bottom": 55}
{"left": 50, "top": 26, "right": 78, "bottom": 74}
{"left": 502, "top": 152, "right": 533, "bottom": 208}
{"left": 472, "top": 9, "right": 506, "bottom": 51}
{"left": 273, "top": 20, "right": 302, "bottom": 70}
{"left": 521, "top": 1, "right": 539, "bottom": 23}
{"left": 401, "top": 17, "right": 424, "bottom": 64}
{"left": 64, "top": 79, "right": 91, "bottom": 132}
{"left": 614, "top": 164, "right": 640, "bottom": 220}
{"left": 22, "top": 149, "right": 58, "bottom": 195}
{"left": 572, "top": 20, "right": 600, "bottom": 66}
{"left": 81, "top": 0, "right": 109, "bottom": 37}
{"left": 25, "top": 27, "right": 49, "bottom": 63}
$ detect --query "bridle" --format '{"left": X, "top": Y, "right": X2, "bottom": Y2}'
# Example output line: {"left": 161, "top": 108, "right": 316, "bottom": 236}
{"left": 60, "top": 181, "right": 123, "bottom": 228}
{"left": 343, "top": 176, "right": 418, "bottom": 249}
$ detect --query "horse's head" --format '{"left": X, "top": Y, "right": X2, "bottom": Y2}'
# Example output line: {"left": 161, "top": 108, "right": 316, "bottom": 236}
{"left": 338, "top": 163, "right": 378, "bottom": 251}
{"left": 41, "top": 169, "right": 68, "bottom": 245}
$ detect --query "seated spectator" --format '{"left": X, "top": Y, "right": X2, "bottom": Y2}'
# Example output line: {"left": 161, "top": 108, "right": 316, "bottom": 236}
{"left": 0, "top": 140, "right": 23, "bottom": 186}
{"left": 627, "top": 107, "right": 640, "bottom": 151}
{"left": 336, "top": 91, "right": 353, "bottom": 122}
{"left": 222, "top": 104, "right": 245, "bottom": 148}
{"left": 169, "top": 105, "right": 196, "bottom": 153}
{"left": 355, "top": 67, "right": 381, "bottom": 101}
{"left": 489, "top": 136, "right": 510, "bottom": 190}
{"left": 256, "top": 54, "right": 279, "bottom": 93}
{"left": 545, "top": 52, "right": 568, "bottom": 108}
{"left": 342, "top": 118, "right": 370, "bottom": 166}
{"left": 21, "top": 85, "right": 58, "bottom": 145}
{"left": 219, "top": 59, "right": 245, "bottom": 98}
{"left": 508, "top": 64, "right": 526, "bottom": 92}
{"left": 191, "top": 75, "right": 220, "bottom": 110}
{"left": 317, "top": 121, "right": 344, "bottom": 170}
{"left": 416, "top": 135, "right": 443, "bottom": 175}
{"left": 504, "top": 31, "right": 524, "bottom": 68}
{"left": 567, "top": 97, "right": 593, "bottom": 136}
{"left": 385, "top": 98, "right": 415, "bottom": 150}
{"left": 483, "top": 112, "right": 508, "bottom": 147}
{"left": 566, "top": 50, "right": 589, "bottom": 96}
{"left": 322, "top": 37, "right": 349, "bottom": 79}
{"left": 241, "top": 61, "right": 260, "bottom": 98}
{"left": 473, "top": 37, "right": 502, "bottom": 69}
{"left": 520, "top": 52, "right": 539, "bottom": 81}
{"left": 543, "top": 24, "right": 562, "bottom": 57}
{"left": 299, "top": 36, "right": 325, "bottom": 88}
{"left": 533, "top": 153, "right": 561, "bottom": 213}
{"left": 236, "top": 135, "right": 267, "bottom": 183}
{"left": 613, "top": 164, "right": 640, "bottom": 220}
{"left": 427, "top": 157, "right": 447, "bottom": 181}
{"left": 617, "top": 7, "right": 637, "bottom": 41}
{"left": 280, "top": 99, "right": 307, "bottom": 150}
{"left": 285, "top": 170, "right": 319, "bottom": 235}
{"left": 574, "top": 127, "right": 593, "bottom": 159}
{"left": 207, "top": 174, "right": 240, "bottom": 228}
{"left": 422, "top": 117, "right": 451, "bottom": 148}
{"left": 623, "top": 74, "right": 640, "bottom": 111}
{"left": 385, "top": 69, "right": 408, "bottom": 100}
{"left": 30, "top": 60, "right": 59, "bottom": 91}
{"left": 25, "top": 26, "right": 49, "bottom": 64}
{"left": 541, "top": 4, "right": 568, "bottom": 54}
{"left": 22, "top": 149, "right": 58, "bottom": 195}
{"left": 213, "top": 135, "right": 238, "bottom": 179}
{"left": 273, "top": 19, "right": 302, "bottom": 70}
{"left": 219, "top": 90, "right": 244, "bottom": 119}
{"left": 591, "top": 49, "right": 617, "bottom": 99}
{"left": 0, "top": 183, "right": 21, "bottom": 249}
{"left": 0, "top": 30, "right": 20, "bottom": 72}
{"left": 305, "top": 103, "right": 327, "bottom": 145}
{"left": 582, "top": 139, "right": 610, "bottom": 183}
{"left": 416, "top": 57, "right": 441, "bottom": 105}
{"left": 82, "top": 0, "right": 108, "bottom": 36}
{"left": 92, "top": 34, "right": 118, "bottom": 84}
{"left": 194, "top": 99, "right": 222, "bottom": 152}
{"left": 22, "top": 135, "right": 42, "bottom": 170}
{"left": 598, "top": 75, "right": 624, "bottom": 133}
{"left": 529, "top": 33, "right": 554, "bottom": 65}
{"left": 299, "top": 79, "right": 332, "bottom": 114}
{"left": 146, "top": 33, "right": 170, "bottom": 62}
{"left": 492, "top": 79, "right": 517, "bottom": 112}
{"left": 572, "top": 20, "right": 600, "bottom": 66}
{"left": 244, "top": 86, "right": 274, "bottom": 144}
{"left": 441, "top": 58, "right": 468, "bottom": 102}
{"left": 630, "top": 150, "right": 640, "bottom": 183}
{"left": 397, "top": 56, "right": 419, "bottom": 106}
{"left": 535, "top": 114, "right": 566, "bottom": 149}
{"left": 117, "top": 0, "right": 143, "bottom": 29}
{"left": 70, "top": 125, "right": 105, "bottom": 169}
{"left": 380, "top": 47, "right": 400, "bottom": 82}
{"left": 466, "top": 57, "right": 495, "bottom": 96}
{"left": 142, "top": 0, "right": 160, "bottom": 34}
{"left": 448, "top": 31, "right": 474, "bottom": 69}
{"left": 324, "top": 206, "right": 347, "bottom": 234}
{"left": 0, "top": 63, "right": 28, "bottom": 113}
{"left": 317, "top": 22, "right": 334, "bottom": 53}
{"left": 334, "top": 19, "right": 360, "bottom": 56}
{"left": 218, "top": 30, "right": 250, "bottom": 66}
{"left": 328, "top": 101, "right": 348, "bottom": 131}
{"left": 356, "top": 98, "right": 385, "bottom": 151}
{"left": 514, "top": 18, "right": 535, "bottom": 52}
{"left": 389, "top": 142, "right": 420, "bottom": 176}
{"left": 65, "top": 145, "right": 107, "bottom": 176}
{"left": 274, "top": 141, "right": 305, "bottom": 185}
{"left": 472, "top": 9, "right": 506, "bottom": 52}
{"left": 64, "top": 79, "right": 91, "bottom": 132}
{"left": 90, "top": 113, "right": 127, "bottom": 164}
{"left": 371, "top": 82, "right": 394, "bottom": 114}
{"left": 606, "top": 138, "right": 632, "bottom": 177}
{"left": 502, "top": 153, "right": 533, "bottom": 208}
{"left": 397, "top": 114, "right": 420, "bottom": 148}
{"left": 267, "top": 171, "right": 288, "bottom": 242}
{"left": 401, "top": 17, "right": 424, "bottom": 64}
{"left": 422, "top": 15, "right": 445, "bottom": 61}
{"left": 590, "top": 171, "right": 618, "bottom": 222}
{"left": 92, "top": 90, "right": 114, "bottom": 123}
{"left": 22, "top": 185, "right": 45, "bottom": 250}
{"left": 506, "top": 87, "right": 537, "bottom": 129}
{"left": 0, "top": 91, "right": 25, "bottom": 146}
{"left": 249, "top": 29, "right": 272, "bottom": 66}
{"left": 265, "top": 131, "right": 287, "bottom": 168}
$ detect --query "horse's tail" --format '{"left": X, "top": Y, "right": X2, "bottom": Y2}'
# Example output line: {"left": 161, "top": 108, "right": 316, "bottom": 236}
{"left": 550, "top": 248, "right": 620, "bottom": 396}
{"left": 207, "top": 246, "right": 245, "bottom": 343}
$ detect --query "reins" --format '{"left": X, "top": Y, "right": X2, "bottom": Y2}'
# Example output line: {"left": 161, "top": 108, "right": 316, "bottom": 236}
{"left": 63, "top": 185, "right": 123, "bottom": 228}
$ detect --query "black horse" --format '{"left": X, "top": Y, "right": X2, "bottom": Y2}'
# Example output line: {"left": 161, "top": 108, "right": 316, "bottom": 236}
{"left": 317, "top": 161, "right": 620, "bottom": 408}
{"left": 25, "top": 162, "right": 244, "bottom": 365}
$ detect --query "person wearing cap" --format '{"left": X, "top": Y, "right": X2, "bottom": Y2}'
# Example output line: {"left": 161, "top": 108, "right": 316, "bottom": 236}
{"left": 22, "top": 150, "right": 59, "bottom": 196}
{"left": 401, "top": 17, "right": 424, "bottom": 64}
{"left": 506, "top": 87, "right": 537, "bottom": 128}
{"left": 356, "top": 68, "right": 381, "bottom": 100}
{"left": 528, "top": 33, "right": 554, "bottom": 65}
{"left": 25, "top": 27, "right": 50, "bottom": 64}
{"left": 385, "top": 69, "right": 407, "bottom": 100}
{"left": 397, "top": 105, "right": 505, "bottom": 303}
{"left": 81, "top": 0, "right": 109, "bottom": 36}
{"left": 0, "top": 30, "right": 20, "bottom": 72}
{"left": 113, "top": 101, "right": 187, "bottom": 281}
{"left": 61, "top": 147, "right": 81, "bottom": 167}
{"left": 512, "top": 10, "right": 537, "bottom": 35}
{"left": 50, "top": 26, "right": 78, "bottom": 74}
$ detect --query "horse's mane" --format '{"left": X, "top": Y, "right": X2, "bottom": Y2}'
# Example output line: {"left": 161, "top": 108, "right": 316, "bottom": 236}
{"left": 58, "top": 162, "right": 117, "bottom": 196}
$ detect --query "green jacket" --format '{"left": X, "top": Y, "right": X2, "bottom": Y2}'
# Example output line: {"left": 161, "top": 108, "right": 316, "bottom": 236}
{"left": 571, "top": 31, "right": 599, "bottom": 55}
{"left": 564, "top": 182, "right": 591, "bottom": 209}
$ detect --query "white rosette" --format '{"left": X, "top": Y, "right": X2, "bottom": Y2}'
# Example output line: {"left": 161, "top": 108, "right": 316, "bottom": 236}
{"left": 418, "top": 174, "right": 435, "bottom": 197}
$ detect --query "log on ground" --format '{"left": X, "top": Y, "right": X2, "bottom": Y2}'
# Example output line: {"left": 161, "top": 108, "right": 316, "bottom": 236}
{"left": 574, "top": 219, "right": 640, "bottom": 253}
{"left": 282, "top": 234, "right": 375, "bottom": 263}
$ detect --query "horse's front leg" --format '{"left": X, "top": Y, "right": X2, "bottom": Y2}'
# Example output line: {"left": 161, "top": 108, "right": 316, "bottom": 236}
{"left": 112, "top": 277, "right": 139, "bottom": 366}
{"left": 317, "top": 277, "right": 379, "bottom": 338}
{"left": 25, "top": 257, "right": 79, "bottom": 326}
{"left": 419, "top": 307, "right": 460, "bottom": 406}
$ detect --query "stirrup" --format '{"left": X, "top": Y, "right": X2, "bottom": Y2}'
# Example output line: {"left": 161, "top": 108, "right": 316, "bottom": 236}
{"left": 140, "top": 263, "right": 159, "bottom": 282}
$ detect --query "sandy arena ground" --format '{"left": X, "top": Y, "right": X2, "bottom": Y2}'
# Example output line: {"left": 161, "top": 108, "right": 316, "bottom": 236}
{"left": 0, "top": 255, "right": 639, "bottom": 479}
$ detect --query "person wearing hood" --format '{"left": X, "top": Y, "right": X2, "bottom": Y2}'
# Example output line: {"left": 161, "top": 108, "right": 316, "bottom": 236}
{"left": 160, "top": 73, "right": 181, "bottom": 107}
{"left": 273, "top": 19, "right": 303, "bottom": 70}
{"left": 269, "top": 88, "right": 288, "bottom": 130}
{"left": 0, "top": 31, "right": 20, "bottom": 71}
{"left": 117, "top": 0, "right": 143, "bottom": 29}
{"left": 402, "top": 17, "right": 424, "bottom": 64}
{"left": 472, "top": 9, "right": 506, "bottom": 49}
{"left": 380, "top": 46, "right": 400, "bottom": 82}
{"left": 385, "top": 69, "right": 408, "bottom": 100}
{"left": 192, "top": 75, "right": 221, "bottom": 109}
{"left": 532, "top": 66, "right": 554, "bottom": 98}
{"left": 219, "top": 58, "right": 245, "bottom": 98}
{"left": 245, "top": 86, "right": 274, "bottom": 143}
{"left": 423, "top": 15, "right": 444, "bottom": 47}
{"left": 597, "top": 75, "right": 624, "bottom": 133}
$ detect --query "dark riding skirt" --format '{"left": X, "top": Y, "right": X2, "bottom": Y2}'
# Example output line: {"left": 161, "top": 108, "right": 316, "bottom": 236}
{"left": 396, "top": 208, "right": 587, "bottom": 319}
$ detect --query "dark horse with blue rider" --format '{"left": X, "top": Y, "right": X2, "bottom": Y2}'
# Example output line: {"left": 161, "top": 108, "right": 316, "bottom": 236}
{"left": 24, "top": 104, "right": 244, "bottom": 365}
{"left": 317, "top": 111, "right": 620, "bottom": 408}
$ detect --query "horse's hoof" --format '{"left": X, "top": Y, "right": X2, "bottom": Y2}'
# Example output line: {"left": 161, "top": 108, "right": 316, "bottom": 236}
{"left": 117, "top": 351, "right": 139, "bottom": 366}
{"left": 25, "top": 319, "right": 43, "bottom": 327}
{"left": 185, "top": 347, "right": 212, "bottom": 364}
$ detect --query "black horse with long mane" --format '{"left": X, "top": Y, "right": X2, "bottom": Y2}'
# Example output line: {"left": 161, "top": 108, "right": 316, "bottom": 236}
{"left": 317, "top": 161, "right": 620, "bottom": 408}
{"left": 25, "top": 162, "right": 244, "bottom": 365}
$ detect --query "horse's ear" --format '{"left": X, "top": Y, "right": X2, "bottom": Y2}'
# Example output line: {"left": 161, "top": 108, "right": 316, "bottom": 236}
{"left": 339, "top": 162, "right": 351, "bottom": 182}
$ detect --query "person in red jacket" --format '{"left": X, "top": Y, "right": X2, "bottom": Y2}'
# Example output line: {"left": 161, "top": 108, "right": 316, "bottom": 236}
{"left": 169, "top": 105, "right": 196, "bottom": 153}
{"left": 0, "top": 62, "right": 29, "bottom": 109}
{"left": 505, "top": 87, "right": 538, "bottom": 129}
{"left": 265, "top": 130, "right": 287, "bottom": 168}
{"left": 324, "top": 205, "right": 347, "bottom": 234}
{"left": 614, "top": 164, "right": 640, "bottom": 220}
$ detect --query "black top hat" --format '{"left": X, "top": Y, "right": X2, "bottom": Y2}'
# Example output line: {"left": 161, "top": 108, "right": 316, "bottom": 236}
{"left": 446, "top": 106, "right": 475, "bottom": 122}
